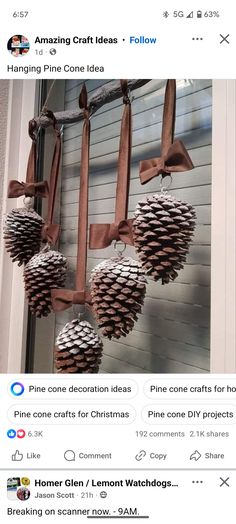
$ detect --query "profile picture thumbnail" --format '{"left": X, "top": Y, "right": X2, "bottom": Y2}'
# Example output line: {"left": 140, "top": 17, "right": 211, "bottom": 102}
{"left": 17, "top": 487, "right": 31, "bottom": 501}
{"left": 7, "top": 477, "right": 31, "bottom": 500}
{"left": 7, "top": 35, "right": 30, "bottom": 57}
{"left": 21, "top": 477, "right": 30, "bottom": 486}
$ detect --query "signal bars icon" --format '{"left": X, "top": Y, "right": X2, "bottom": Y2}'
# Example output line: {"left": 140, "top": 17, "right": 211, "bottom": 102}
{"left": 187, "top": 11, "right": 202, "bottom": 18}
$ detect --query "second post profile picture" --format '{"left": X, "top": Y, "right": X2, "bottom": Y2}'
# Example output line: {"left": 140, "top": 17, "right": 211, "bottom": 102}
{"left": 7, "top": 35, "right": 30, "bottom": 56}
{"left": 7, "top": 477, "right": 31, "bottom": 500}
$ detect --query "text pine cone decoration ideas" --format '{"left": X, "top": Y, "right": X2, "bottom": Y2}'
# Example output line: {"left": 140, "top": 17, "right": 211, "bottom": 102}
{"left": 90, "top": 256, "right": 147, "bottom": 339}
{"left": 54, "top": 319, "right": 103, "bottom": 373}
{"left": 133, "top": 193, "right": 196, "bottom": 284}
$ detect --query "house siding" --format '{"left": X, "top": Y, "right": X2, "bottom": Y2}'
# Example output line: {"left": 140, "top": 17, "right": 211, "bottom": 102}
{"left": 56, "top": 79, "right": 212, "bottom": 374}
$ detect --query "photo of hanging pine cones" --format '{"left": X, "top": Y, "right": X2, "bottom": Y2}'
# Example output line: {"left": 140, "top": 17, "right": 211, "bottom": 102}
{"left": 90, "top": 256, "right": 147, "bottom": 339}
{"left": 133, "top": 193, "right": 196, "bottom": 284}
{"left": 4, "top": 207, "right": 44, "bottom": 266}
{"left": 54, "top": 319, "right": 103, "bottom": 373}
{"left": 24, "top": 249, "right": 67, "bottom": 317}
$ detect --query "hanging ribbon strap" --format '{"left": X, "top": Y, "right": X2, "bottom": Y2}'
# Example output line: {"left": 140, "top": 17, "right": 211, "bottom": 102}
{"left": 139, "top": 80, "right": 194, "bottom": 185}
{"left": 41, "top": 111, "right": 62, "bottom": 245}
{"left": 51, "top": 84, "right": 91, "bottom": 312}
{"left": 89, "top": 80, "right": 133, "bottom": 249}
{"left": 8, "top": 119, "right": 49, "bottom": 198}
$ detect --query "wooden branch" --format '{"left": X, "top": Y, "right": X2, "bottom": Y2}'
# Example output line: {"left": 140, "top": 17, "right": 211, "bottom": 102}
{"left": 35, "top": 79, "right": 151, "bottom": 128}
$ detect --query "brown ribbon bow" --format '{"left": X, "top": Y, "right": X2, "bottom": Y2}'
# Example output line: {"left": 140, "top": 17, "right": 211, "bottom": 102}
{"left": 51, "top": 289, "right": 91, "bottom": 312}
{"left": 89, "top": 80, "right": 134, "bottom": 249}
{"left": 90, "top": 218, "right": 134, "bottom": 249}
{"left": 140, "top": 140, "right": 194, "bottom": 184}
{"left": 140, "top": 80, "right": 194, "bottom": 185}
{"left": 52, "top": 84, "right": 91, "bottom": 312}
{"left": 7, "top": 118, "right": 49, "bottom": 198}
{"left": 41, "top": 111, "right": 62, "bottom": 245}
{"left": 8, "top": 180, "right": 49, "bottom": 198}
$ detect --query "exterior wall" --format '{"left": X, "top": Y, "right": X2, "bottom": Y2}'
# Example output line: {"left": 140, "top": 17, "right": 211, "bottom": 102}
{"left": 56, "top": 79, "right": 212, "bottom": 374}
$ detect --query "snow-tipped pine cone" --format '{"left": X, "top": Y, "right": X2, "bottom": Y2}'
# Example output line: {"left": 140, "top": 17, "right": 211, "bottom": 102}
{"left": 90, "top": 256, "right": 146, "bottom": 339}
{"left": 4, "top": 207, "right": 44, "bottom": 266}
{"left": 133, "top": 193, "right": 196, "bottom": 284}
{"left": 54, "top": 319, "right": 103, "bottom": 373}
{"left": 24, "top": 249, "right": 67, "bottom": 317}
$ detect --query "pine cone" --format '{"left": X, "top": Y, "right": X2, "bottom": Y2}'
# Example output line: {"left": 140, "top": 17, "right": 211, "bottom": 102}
{"left": 133, "top": 193, "right": 196, "bottom": 284}
{"left": 24, "top": 249, "right": 67, "bottom": 317}
{"left": 54, "top": 319, "right": 103, "bottom": 373}
{"left": 90, "top": 256, "right": 146, "bottom": 339}
{"left": 4, "top": 207, "right": 44, "bottom": 266}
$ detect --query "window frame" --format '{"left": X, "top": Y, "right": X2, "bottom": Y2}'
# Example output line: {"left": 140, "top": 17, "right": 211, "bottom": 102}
{"left": 0, "top": 79, "right": 235, "bottom": 373}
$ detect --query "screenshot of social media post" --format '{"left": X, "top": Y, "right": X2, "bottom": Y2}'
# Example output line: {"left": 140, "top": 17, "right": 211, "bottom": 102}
{"left": 1, "top": 375, "right": 236, "bottom": 522}
{"left": 0, "top": 2, "right": 235, "bottom": 523}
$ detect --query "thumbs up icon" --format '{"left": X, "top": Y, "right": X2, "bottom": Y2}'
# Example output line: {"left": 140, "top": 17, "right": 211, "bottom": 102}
{"left": 12, "top": 450, "right": 23, "bottom": 461}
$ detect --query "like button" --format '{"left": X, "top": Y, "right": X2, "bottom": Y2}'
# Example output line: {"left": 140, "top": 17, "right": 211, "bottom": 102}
{"left": 12, "top": 450, "right": 23, "bottom": 461}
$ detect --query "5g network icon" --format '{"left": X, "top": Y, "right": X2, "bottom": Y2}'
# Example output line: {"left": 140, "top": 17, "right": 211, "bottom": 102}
{"left": 10, "top": 382, "right": 25, "bottom": 396}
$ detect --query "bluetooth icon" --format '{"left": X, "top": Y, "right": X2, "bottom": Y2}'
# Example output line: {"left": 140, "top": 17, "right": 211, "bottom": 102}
{"left": 163, "top": 11, "right": 169, "bottom": 18}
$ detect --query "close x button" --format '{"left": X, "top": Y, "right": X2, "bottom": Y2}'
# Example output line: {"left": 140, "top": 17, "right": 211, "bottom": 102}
{"left": 219, "top": 477, "right": 230, "bottom": 487}
{"left": 219, "top": 34, "right": 230, "bottom": 44}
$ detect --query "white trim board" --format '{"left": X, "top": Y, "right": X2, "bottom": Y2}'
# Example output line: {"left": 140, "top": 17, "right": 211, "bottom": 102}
{"left": 211, "top": 79, "right": 236, "bottom": 372}
{"left": 0, "top": 80, "right": 37, "bottom": 372}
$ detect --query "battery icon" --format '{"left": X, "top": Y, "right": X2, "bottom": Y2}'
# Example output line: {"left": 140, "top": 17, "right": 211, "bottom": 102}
{"left": 197, "top": 10, "right": 202, "bottom": 18}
